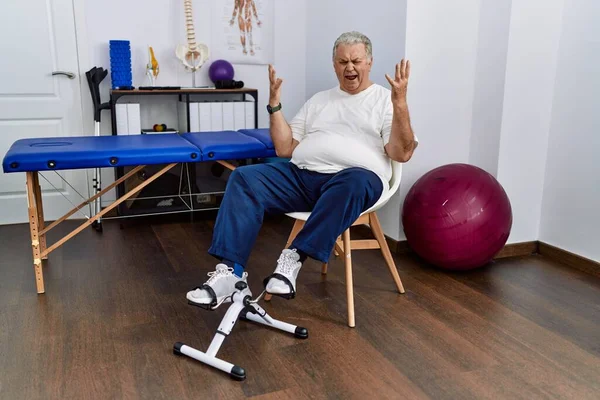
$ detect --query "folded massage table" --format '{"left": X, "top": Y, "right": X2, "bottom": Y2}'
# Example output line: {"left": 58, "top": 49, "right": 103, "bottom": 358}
{"left": 2, "top": 129, "right": 274, "bottom": 294}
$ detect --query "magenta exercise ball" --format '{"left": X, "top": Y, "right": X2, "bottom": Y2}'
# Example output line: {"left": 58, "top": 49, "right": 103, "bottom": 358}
{"left": 402, "top": 163, "right": 512, "bottom": 271}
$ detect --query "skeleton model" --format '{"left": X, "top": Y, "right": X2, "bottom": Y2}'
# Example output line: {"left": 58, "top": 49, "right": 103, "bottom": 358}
{"left": 176, "top": 0, "right": 209, "bottom": 86}
{"left": 229, "top": 0, "right": 262, "bottom": 56}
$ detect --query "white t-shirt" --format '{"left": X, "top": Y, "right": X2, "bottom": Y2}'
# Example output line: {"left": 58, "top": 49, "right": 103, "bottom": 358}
{"left": 289, "top": 83, "right": 415, "bottom": 190}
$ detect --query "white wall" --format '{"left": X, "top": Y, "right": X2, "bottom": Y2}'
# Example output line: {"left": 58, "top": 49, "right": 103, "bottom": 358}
{"left": 468, "top": 0, "right": 511, "bottom": 176}
{"left": 305, "top": 1, "right": 406, "bottom": 100}
{"left": 79, "top": 0, "right": 306, "bottom": 204}
{"left": 496, "top": 0, "right": 565, "bottom": 244}
{"left": 75, "top": 0, "right": 598, "bottom": 261}
{"left": 402, "top": 0, "right": 597, "bottom": 259}
{"left": 539, "top": 0, "right": 600, "bottom": 262}
{"left": 82, "top": 0, "right": 306, "bottom": 132}
{"left": 399, "top": 0, "right": 481, "bottom": 239}
{"left": 403, "top": 0, "right": 598, "bottom": 257}
{"left": 305, "top": 0, "right": 408, "bottom": 239}
{"left": 303, "top": 0, "right": 506, "bottom": 242}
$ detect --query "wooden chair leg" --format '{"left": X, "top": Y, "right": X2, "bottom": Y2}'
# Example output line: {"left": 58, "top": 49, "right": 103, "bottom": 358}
{"left": 343, "top": 228, "right": 355, "bottom": 328}
{"left": 369, "top": 212, "right": 405, "bottom": 294}
{"left": 321, "top": 263, "right": 328, "bottom": 274}
{"left": 333, "top": 235, "right": 341, "bottom": 257}
{"left": 286, "top": 219, "right": 304, "bottom": 248}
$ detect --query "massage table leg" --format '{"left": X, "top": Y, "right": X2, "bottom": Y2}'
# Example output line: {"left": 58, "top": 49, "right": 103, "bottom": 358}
{"left": 26, "top": 172, "right": 45, "bottom": 293}
{"left": 31, "top": 172, "right": 47, "bottom": 260}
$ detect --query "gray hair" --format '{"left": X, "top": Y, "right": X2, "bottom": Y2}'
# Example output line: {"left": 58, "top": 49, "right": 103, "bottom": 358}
{"left": 332, "top": 31, "right": 373, "bottom": 61}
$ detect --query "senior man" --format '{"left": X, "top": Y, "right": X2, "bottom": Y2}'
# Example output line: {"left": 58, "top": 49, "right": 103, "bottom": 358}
{"left": 187, "top": 31, "right": 418, "bottom": 307}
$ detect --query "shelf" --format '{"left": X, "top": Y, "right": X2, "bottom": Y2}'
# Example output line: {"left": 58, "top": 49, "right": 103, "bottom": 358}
{"left": 111, "top": 88, "right": 258, "bottom": 95}
{"left": 109, "top": 86, "right": 259, "bottom": 218}
{"left": 110, "top": 87, "right": 258, "bottom": 216}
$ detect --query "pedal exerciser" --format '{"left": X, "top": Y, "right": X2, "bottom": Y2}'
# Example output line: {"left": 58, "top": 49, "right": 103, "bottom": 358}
{"left": 173, "top": 281, "right": 308, "bottom": 380}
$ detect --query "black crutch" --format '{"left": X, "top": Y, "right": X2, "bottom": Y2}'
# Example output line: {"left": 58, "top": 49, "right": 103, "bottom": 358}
{"left": 85, "top": 67, "right": 110, "bottom": 232}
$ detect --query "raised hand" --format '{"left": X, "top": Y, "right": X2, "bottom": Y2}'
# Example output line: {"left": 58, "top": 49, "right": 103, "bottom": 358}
{"left": 268, "top": 64, "right": 283, "bottom": 106}
{"left": 385, "top": 59, "right": 410, "bottom": 105}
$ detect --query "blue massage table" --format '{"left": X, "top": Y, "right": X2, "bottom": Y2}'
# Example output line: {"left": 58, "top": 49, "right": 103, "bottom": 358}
{"left": 3, "top": 128, "right": 313, "bottom": 381}
{"left": 2, "top": 129, "right": 275, "bottom": 294}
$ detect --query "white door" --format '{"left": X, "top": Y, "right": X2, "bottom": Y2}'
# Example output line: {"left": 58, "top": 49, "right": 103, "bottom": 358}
{"left": 0, "top": 0, "right": 87, "bottom": 225}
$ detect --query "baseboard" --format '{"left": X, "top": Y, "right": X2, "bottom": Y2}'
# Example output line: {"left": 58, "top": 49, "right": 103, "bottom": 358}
{"left": 385, "top": 237, "right": 412, "bottom": 255}
{"left": 385, "top": 236, "right": 599, "bottom": 276}
{"left": 538, "top": 241, "right": 600, "bottom": 277}
{"left": 494, "top": 241, "right": 539, "bottom": 258}
{"left": 385, "top": 238, "right": 538, "bottom": 259}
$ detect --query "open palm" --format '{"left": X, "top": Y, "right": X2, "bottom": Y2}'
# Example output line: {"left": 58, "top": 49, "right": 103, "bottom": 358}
{"left": 385, "top": 59, "right": 410, "bottom": 105}
{"left": 268, "top": 64, "right": 283, "bottom": 103}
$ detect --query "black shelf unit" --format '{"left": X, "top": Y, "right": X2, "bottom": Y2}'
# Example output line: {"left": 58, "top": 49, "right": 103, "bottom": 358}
{"left": 109, "top": 87, "right": 259, "bottom": 218}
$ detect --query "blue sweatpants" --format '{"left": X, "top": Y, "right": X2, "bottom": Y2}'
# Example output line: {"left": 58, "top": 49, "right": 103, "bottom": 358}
{"left": 208, "top": 162, "right": 384, "bottom": 265}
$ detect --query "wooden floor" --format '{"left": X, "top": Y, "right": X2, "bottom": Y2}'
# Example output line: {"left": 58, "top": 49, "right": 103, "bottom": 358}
{"left": 0, "top": 215, "right": 599, "bottom": 400}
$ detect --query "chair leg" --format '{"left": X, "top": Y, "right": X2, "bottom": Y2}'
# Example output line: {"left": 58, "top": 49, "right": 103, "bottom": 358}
{"left": 333, "top": 235, "right": 341, "bottom": 257}
{"left": 369, "top": 212, "right": 405, "bottom": 294}
{"left": 321, "top": 263, "right": 328, "bottom": 274}
{"left": 286, "top": 219, "right": 304, "bottom": 248}
{"left": 343, "top": 228, "right": 355, "bottom": 328}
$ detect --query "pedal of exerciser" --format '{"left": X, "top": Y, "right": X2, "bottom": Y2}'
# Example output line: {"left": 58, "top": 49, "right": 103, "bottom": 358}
{"left": 187, "top": 300, "right": 217, "bottom": 311}
{"left": 265, "top": 291, "right": 295, "bottom": 300}
{"left": 263, "top": 273, "right": 296, "bottom": 300}
{"left": 186, "top": 284, "right": 222, "bottom": 310}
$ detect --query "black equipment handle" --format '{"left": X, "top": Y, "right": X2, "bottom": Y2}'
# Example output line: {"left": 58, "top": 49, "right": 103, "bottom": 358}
{"left": 85, "top": 66, "right": 111, "bottom": 123}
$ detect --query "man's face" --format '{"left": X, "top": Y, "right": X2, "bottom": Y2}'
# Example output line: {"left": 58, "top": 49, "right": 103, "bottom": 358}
{"left": 333, "top": 43, "right": 373, "bottom": 94}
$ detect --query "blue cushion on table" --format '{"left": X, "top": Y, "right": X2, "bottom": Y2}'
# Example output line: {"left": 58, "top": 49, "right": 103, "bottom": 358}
{"left": 2, "top": 134, "right": 201, "bottom": 173}
{"left": 237, "top": 129, "right": 274, "bottom": 149}
{"left": 182, "top": 130, "right": 276, "bottom": 160}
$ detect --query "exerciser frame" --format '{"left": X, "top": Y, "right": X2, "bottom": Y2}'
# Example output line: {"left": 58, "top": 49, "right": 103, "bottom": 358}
{"left": 174, "top": 281, "right": 308, "bottom": 380}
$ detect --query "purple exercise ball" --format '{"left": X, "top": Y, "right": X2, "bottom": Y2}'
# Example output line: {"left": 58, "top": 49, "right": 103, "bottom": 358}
{"left": 402, "top": 163, "right": 512, "bottom": 271}
{"left": 209, "top": 59, "right": 235, "bottom": 83}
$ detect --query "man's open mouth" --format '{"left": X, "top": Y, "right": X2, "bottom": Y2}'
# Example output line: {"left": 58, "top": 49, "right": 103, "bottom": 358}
{"left": 345, "top": 75, "right": 358, "bottom": 81}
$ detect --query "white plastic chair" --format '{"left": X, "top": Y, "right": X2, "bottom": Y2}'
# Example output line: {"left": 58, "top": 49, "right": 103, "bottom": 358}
{"left": 265, "top": 161, "right": 406, "bottom": 327}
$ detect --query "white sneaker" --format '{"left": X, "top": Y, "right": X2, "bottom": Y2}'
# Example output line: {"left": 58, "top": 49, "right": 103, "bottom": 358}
{"left": 187, "top": 263, "right": 250, "bottom": 307}
{"left": 265, "top": 249, "right": 303, "bottom": 298}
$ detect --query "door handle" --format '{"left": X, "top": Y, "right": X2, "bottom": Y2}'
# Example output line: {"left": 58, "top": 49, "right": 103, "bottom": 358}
{"left": 52, "top": 71, "right": 76, "bottom": 79}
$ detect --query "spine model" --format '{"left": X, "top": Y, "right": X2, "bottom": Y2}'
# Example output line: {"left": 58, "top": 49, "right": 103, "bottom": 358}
{"left": 176, "top": 0, "right": 209, "bottom": 72}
